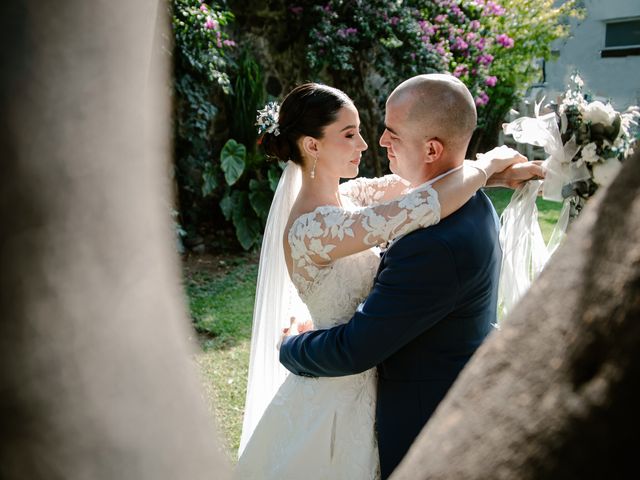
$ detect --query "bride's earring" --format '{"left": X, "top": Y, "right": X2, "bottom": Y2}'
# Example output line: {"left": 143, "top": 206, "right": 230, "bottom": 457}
{"left": 310, "top": 154, "right": 318, "bottom": 179}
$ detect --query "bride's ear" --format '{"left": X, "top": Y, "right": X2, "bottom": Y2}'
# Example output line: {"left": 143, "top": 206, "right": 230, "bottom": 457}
{"left": 301, "top": 136, "right": 320, "bottom": 159}
{"left": 423, "top": 138, "right": 444, "bottom": 164}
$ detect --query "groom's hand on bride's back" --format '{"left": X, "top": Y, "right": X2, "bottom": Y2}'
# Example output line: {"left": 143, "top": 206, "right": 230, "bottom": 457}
{"left": 485, "top": 160, "right": 545, "bottom": 189}
{"left": 277, "top": 317, "right": 314, "bottom": 350}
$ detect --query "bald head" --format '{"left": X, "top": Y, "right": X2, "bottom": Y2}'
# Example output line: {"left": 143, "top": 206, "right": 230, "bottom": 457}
{"left": 388, "top": 74, "right": 477, "bottom": 154}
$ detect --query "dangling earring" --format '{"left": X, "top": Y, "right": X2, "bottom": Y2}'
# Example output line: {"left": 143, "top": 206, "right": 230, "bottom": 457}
{"left": 310, "top": 154, "right": 318, "bottom": 179}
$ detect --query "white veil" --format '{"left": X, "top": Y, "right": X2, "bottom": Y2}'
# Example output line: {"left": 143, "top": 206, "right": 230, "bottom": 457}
{"left": 238, "top": 161, "right": 309, "bottom": 455}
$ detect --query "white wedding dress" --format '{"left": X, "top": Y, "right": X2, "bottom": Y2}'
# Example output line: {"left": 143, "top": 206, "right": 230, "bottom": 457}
{"left": 235, "top": 170, "right": 441, "bottom": 480}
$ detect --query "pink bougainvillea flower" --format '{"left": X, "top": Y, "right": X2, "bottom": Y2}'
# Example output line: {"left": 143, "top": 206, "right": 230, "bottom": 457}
{"left": 453, "top": 64, "right": 468, "bottom": 77}
{"left": 453, "top": 37, "right": 469, "bottom": 50}
{"left": 475, "top": 91, "right": 490, "bottom": 106}
{"left": 496, "top": 33, "right": 514, "bottom": 48}
{"left": 289, "top": 5, "right": 303, "bottom": 16}
{"left": 485, "top": 75, "right": 498, "bottom": 87}
{"left": 204, "top": 17, "right": 218, "bottom": 30}
{"left": 478, "top": 53, "right": 494, "bottom": 65}
{"left": 486, "top": 1, "right": 506, "bottom": 15}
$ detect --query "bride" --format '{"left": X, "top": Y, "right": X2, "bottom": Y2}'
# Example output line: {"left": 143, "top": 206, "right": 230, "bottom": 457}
{"left": 236, "top": 83, "right": 525, "bottom": 479}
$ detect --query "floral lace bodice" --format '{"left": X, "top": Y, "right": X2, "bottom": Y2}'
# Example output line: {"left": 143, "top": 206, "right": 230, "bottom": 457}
{"left": 287, "top": 176, "right": 441, "bottom": 329}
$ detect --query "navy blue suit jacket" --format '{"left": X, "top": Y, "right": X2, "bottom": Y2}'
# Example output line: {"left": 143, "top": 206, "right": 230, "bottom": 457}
{"left": 280, "top": 191, "right": 501, "bottom": 478}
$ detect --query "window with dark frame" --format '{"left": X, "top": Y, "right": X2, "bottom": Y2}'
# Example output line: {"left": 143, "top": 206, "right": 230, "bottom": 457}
{"left": 602, "top": 18, "right": 640, "bottom": 58}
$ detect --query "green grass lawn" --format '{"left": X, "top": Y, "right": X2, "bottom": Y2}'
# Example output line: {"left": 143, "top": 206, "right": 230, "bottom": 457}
{"left": 183, "top": 254, "right": 258, "bottom": 461}
{"left": 187, "top": 190, "right": 563, "bottom": 461}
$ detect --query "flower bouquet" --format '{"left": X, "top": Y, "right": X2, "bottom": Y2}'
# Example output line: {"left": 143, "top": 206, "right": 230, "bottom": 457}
{"left": 497, "top": 74, "right": 638, "bottom": 319}
{"left": 505, "top": 73, "right": 639, "bottom": 218}
{"left": 555, "top": 74, "right": 639, "bottom": 214}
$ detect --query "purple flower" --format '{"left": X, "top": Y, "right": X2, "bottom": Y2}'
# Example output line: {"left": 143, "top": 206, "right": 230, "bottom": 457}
{"left": 475, "top": 91, "right": 490, "bottom": 106}
{"left": 435, "top": 14, "right": 447, "bottom": 23}
{"left": 337, "top": 27, "right": 358, "bottom": 39}
{"left": 486, "top": 1, "right": 506, "bottom": 16}
{"left": 223, "top": 39, "right": 236, "bottom": 47}
{"left": 204, "top": 17, "right": 218, "bottom": 30}
{"left": 478, "top": 53, "right": 494, "bottom": 65}
{"left": 389, "top": 16, "right": 400, "bottom": 26}
{"left": 436, "top": 43, "right": 447, "bottom": 56}
{"left": 470, "top": 20, "right": 481, "bottom": 31}
{"left": 453, "top": 65, "right": 468, "bottom": 77}
{"left": 289, "top": 5, "right": 303, "bottom": 16}
{"left": 419, "top": 20, "right": 436, "bottom": 36}
{"left": 453, "top": 37, "right": 469, "bottom": 51}
{"left": 485, "top": 75, "right": 497, "bottom": 87}
{"left": 496, "top": 33, "right": 514, "bottom": 48}
{"left": 199, "top": 4, "right": 208, "bottom": 13}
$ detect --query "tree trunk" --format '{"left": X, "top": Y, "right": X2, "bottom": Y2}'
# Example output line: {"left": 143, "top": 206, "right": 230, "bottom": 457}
{"left": 392, "top": 148, "right": 640, "bottom": 479}
{"left": 0, "top": 1, "right": 230, "bottom": 479}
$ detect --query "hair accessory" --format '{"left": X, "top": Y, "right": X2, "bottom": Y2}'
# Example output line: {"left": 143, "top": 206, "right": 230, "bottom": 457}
{"left": 256, "top": 101, "right": 281, "bottom": 136}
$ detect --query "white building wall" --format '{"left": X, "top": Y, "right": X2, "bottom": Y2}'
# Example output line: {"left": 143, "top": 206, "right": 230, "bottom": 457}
{"left": 544, "top": 0, "right": 640, "bottom": 110}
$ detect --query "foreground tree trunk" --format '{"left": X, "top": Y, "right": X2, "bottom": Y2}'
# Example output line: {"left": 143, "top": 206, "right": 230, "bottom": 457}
{"left": 392, "top": 149, "right": 640, "bottom": 479}
{"left": 0, "top": 1, "right": 230, "bottom": 479}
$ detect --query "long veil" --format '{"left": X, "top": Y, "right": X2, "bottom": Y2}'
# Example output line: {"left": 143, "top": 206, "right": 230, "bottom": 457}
{"left": 238, "top": 161, "right": 309, "bottom": 455}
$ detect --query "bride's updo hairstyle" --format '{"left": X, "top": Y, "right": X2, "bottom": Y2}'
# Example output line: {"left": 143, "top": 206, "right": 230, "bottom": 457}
{"left": 261, "top": 83, "right": 353, "bottom": 165}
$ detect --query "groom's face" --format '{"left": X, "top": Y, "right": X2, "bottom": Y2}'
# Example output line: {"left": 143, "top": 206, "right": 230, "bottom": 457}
{"left": 379, "top": 97, "right": 428, "bottom": 186}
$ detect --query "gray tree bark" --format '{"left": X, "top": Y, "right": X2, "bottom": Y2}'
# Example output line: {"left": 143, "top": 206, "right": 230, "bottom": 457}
{"left": 392, "top": 148, "right": 640, "bottom": 479}
{"left": 0, "top": 1, "right": 230, "bottom": 479}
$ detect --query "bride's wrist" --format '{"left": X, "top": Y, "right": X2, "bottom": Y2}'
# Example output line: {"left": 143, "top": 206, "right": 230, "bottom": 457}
{"left": 467, "top": 162, "right": 490, "bottom": 187}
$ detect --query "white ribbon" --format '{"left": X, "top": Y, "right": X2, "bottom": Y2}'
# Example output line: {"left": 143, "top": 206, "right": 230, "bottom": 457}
{"left": 498, "top": 104, "right": 583, "bottom": 320}
{"left": 502, "top": 103, "right": 589, "bottom": 201}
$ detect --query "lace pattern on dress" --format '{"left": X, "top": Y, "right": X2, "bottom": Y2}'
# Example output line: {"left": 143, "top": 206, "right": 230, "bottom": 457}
{"left": 288, "top": 181, "right": 441, "bottom": 297}
{"left": 339, "top": 174, "right": 410, "bottom": 206}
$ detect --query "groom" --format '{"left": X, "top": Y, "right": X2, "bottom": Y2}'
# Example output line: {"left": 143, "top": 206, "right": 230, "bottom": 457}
{"left": 280, "top": 74, "right": 536, "bottom": 478}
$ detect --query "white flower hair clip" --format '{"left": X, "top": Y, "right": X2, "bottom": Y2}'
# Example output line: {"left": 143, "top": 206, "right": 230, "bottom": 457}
{"left": 256, "top": 101, "right": 281, "bottom": 136}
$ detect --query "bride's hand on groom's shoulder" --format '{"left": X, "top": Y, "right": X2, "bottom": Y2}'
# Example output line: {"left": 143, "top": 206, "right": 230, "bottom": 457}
{"left": 474, "top": 145, "right": 528, "bottom": 177}
{"left": 485, "top": 160, "right": 545, "bottom": 189}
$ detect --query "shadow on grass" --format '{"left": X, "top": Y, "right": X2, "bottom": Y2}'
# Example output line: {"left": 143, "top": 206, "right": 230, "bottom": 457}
{"left": 183, "top": 253, "right": 258, "bottom": 351}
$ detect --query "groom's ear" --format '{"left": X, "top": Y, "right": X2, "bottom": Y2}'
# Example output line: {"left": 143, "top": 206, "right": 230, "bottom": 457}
{"left": 424, "top": 138, "right": 444, "bottom": 163}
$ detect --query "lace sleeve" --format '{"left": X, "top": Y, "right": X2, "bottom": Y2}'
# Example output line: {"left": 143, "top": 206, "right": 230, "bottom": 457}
{"left": 338, "top": 174, "right": 410, "bottom": 206}
{"left": 288, "top": 182, "right": 440, "bottom": 293}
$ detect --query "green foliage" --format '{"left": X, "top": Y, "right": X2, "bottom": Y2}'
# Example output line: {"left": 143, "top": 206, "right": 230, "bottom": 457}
{"left": 220, "top": 139, "right": 246, "bottom": 186}
{"left": 469, "top": 0, "right": 584, "bottom": 153}
{"left": 172, "top": 0, "right": 236, "bottom": 235}
{"left": 297, "top": 0, "right": 508, "bottom": 174}
{"left": 216, "top": 50, "right": 277, "bottom": 251}
{"left": 172, "top": 0, "right": 583, "bottom": 250}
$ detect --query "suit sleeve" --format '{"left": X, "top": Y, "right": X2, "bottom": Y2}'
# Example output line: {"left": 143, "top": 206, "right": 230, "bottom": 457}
{"left": 279, "top": 233, "right": 459, "bottom": 377}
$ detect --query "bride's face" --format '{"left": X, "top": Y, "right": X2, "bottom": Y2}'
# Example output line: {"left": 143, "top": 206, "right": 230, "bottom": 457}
{"left": 313, "top": 104, "right": 368, "bottom": 179}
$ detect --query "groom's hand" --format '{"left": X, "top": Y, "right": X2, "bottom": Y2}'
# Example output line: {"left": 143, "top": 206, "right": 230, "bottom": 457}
{"left": 486, "top": 160, "right": 545, "bottom": 189}
{"left": 278, "top": 317, "right": 313, "bottom": 350}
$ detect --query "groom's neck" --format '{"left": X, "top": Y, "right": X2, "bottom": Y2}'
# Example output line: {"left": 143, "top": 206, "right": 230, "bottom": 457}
{"left": 413, "top": 157, "right": 464, "bottom": 186}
